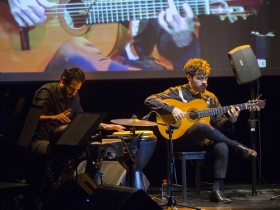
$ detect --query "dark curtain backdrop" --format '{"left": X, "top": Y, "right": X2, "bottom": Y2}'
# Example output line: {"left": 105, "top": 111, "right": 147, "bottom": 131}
{"left": 0, "top": 75, "right": 279, "bottom": 187}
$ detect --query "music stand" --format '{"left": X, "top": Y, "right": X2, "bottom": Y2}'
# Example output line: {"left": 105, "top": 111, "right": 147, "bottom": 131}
{"left": 17, "top": 105, "right": 43, "bottom": 150}
{"left": 49, "top": 112, "right": 107, "bottom": 189}
{"left": 53, "top": 112, "right": 107, "bottom": 157}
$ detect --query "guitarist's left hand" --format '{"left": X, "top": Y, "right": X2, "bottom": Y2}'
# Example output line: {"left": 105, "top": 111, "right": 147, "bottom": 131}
{"left": 228, "top": 105, "right": 241, "bottom": 123}
{"left": 158, "top": 0, "right": 194, "bottom": 48}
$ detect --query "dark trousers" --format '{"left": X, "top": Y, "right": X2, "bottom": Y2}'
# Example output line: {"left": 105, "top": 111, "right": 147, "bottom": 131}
{"left": 173, "top": 121, "right": 241, "bottom": 178}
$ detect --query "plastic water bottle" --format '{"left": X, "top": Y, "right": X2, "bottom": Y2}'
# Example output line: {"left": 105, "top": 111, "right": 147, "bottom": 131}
{"left": 161, "top": 179, "right": 168, "bottom": 202}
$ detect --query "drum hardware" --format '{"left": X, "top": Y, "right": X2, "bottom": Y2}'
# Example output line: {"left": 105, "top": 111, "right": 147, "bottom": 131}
{"left": 48, "top": 127, "right": 124, "bottom": 190}
{"left": 99, "top": 171, "right": 105, "bottom": 185}
{"left": 89, "top": 139, "right": 124, "bottom": 185}
{"left": 109, "top": 120, "right": 157, "bottom": 191}
{"left": 117, "top": 130, "right": 143, "bottom": 189}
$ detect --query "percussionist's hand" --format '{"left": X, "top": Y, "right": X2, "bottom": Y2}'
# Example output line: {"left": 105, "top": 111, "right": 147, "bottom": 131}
{"left": 172, "top": 107, "right": 185, "bottom": 122}
{"left": 100, "top": 123, "right": 125, "bottom": 132}
{"left": 53, "top": 109, "right": 71, "bottom": 123}
{"left": 158, "top": 0, "right": 194, "bottom": 47}
{"left": 228, "top": 105, "right": 241, "bottom": 123}
{"left": 8, "top": 0, "right": 56, "bottom": 27}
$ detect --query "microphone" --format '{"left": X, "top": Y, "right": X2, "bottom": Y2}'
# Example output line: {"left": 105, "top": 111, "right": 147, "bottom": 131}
{"left": 168, "top": 124, "right": 179, "bottom": 129}
{"left": 142, "top": 111, "right": 154, "bottom": 120}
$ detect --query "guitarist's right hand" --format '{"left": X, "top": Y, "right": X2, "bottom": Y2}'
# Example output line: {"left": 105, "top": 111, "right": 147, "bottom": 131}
{"left": 8, "top": 0, "right": 56, "bottom": 27}
{"left": 172, "top": 107, "right": 185, "bottom": 122}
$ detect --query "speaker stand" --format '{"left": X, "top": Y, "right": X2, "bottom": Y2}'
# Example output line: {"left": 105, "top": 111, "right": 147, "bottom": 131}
{"left": 250, "top": 82, "right": 258, "bottom": 196}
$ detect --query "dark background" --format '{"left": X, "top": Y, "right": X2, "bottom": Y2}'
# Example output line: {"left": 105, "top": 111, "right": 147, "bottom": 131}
{"left": 0, "top": 75, "right": 279, "bottom": 189}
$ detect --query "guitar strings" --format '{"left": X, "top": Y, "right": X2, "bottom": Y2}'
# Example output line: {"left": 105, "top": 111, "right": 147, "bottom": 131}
{"left": 46, "top": 2, "right": 210, "bottom": 12}
{"left": 41, "top": 1, "right": 212, "bottom": 28}
{"left": 32, "top": 0, "right": 238, "bottom": 30}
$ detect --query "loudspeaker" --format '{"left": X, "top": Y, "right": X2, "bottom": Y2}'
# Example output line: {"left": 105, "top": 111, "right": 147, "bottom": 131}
{"left": 228, "top": 45, "right": 261, "bottom": 84}
{"left": 90, "top": 184, "right": 162, "bottom": 210}
{"left": 44, "top": 178, "right": 161, "bottom": 210}
{"left": 43, "top": 177, "right": 93, "bottom": 210}
{"left": 100, "top": 161, "right": 127, "bottom": 186}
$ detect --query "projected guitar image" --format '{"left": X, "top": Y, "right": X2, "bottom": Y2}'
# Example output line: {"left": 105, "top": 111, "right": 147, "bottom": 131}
{"left": 156, "top": 98, "right": 266, "bottom": 140}
{"left": 0, "top": 0, "right": 262, "bottom": 73}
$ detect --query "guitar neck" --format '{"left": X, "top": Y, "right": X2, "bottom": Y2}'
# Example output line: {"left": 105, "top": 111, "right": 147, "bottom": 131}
{"left": 199, "top": 103, "right": 248, "bottom": 118}
{"left": 82, "top": 0, "right": 209, "bottom": 24}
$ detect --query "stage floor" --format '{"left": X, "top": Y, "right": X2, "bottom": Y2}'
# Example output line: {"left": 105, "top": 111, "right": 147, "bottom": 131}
{"left": 148, "top": 183, "right": 280, "bottom": 210}
{"left": 1, "top": 183, "right": 280, "bottom": 210}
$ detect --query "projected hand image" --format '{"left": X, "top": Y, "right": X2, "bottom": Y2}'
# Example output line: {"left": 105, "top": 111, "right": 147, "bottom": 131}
{"left": 1, "top": 0, "right": 279, "bottom": 81}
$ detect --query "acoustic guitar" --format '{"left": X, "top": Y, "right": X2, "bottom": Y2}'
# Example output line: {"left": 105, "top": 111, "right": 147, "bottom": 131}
{"left": 156, "top": 98, "right": 266, "bottom": 140}
{"left": 0, "top": 0, "right": 262, "bottom": 73}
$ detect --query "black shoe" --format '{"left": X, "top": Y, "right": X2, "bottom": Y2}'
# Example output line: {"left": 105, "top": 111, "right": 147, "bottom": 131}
{"left": 210, "top": 190, "right": 232, "bottom": 203}
{"left": 236, "top": 144, "right": 257, "bottom": 160}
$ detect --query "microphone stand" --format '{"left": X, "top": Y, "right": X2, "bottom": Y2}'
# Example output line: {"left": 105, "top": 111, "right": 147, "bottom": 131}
{"left": 142, "top": 111, "right": 200, "bottom": 209}
{"left": 165, "top": 123, "right": 178, "bottom": 209}
{"left": 156, "top": 120, "right": 201, "bottom": 210}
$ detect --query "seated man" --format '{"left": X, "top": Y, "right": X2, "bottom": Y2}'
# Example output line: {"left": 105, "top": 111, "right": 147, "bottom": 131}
{"left": 144, "top": 58, "right": 257, "bottom": 203}
{"left": 30, "top": 67, "right": 124, "bottom": 155}
{"left": 22, "top": 67, "right": 124, "bottom": 208}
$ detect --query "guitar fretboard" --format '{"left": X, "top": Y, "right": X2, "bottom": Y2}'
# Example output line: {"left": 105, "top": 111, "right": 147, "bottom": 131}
{"left": 198, "top": 103, "right": 248, "bottom": 118}
{"left": 64, "top": 0, "right": 209, "bottom": 24}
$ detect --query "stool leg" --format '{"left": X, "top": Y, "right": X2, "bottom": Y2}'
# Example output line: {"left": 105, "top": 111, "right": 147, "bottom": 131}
{"left": 181, "top": 158, "right": 187, "bottom": 204}
{"left": 196, "top": 160, "right": 202, "bottom": 198}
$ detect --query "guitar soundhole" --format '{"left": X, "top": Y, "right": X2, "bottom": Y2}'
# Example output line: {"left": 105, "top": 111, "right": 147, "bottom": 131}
{"left": 65, "top": 0, "right": 88, "bottom": 29}
{"left": 58, "top": 0, "right": 92, "bottom": 36}
{"left": 188, "top": 111, "right": 199, "bottom": 120}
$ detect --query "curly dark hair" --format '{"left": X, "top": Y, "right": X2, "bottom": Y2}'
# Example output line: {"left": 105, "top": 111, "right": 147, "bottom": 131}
{"left": 60, "top": 67, "right": 86, "bottom": 85}
{"left": 183, "top": 58, "right": 211, "bottom": 76}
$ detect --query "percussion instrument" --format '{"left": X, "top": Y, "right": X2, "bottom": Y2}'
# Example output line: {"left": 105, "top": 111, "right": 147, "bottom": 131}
{"left": 111, "top": 118, "right": 158, "bottom": 127}
{"left": 90, "top": 139, "right": 124, "bottom": 159}
{"left": 113, "top": 130, "right": 157, "bottom": 170}
{"left": 82, "top": 139, "right": 124, "bottom": 184}
{"left": 111, "top": 130, "right": 157, "bottom": 190}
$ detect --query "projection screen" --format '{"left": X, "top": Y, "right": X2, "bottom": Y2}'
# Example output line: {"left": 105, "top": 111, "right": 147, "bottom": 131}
{"left": 0, "top": 0, "right": 279, "bottom": 82}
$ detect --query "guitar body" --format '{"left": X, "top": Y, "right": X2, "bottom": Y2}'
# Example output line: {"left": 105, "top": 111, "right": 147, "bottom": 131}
{"left": 0, "top": 0, "right": 131, "bottom": 72}
{"left": 156, "top": 99, "right": 210, "bottom": 140}
{"left": 156, "top": 97, "right": 265, "bottom": 140}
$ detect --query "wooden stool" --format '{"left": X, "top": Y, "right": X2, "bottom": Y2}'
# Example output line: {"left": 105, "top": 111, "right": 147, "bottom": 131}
{"left": 175, "top": 151, "right": 205, "bottom": 204}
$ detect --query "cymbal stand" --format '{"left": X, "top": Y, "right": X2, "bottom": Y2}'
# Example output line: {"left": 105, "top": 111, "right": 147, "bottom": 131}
{"left": 158, "top": 122, "right": 201, "bottom": 210}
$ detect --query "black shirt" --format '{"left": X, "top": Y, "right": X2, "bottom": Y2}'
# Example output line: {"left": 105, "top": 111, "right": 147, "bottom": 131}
{"left": 32, "top": 82, "right": 83, "bottom": 141}
{"left": 144, "top": 83, "right": 234, "bottom": 132}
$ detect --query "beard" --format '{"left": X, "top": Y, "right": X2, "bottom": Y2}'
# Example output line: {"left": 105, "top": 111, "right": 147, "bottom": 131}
{"left": 199, "top": 85, "right": 206, "bottom": 93}
{"left": 60, "top": 85, "right": 71, "bottom": 99}
{"left": 191, "top": 81, "right": 207, "bottom": 93}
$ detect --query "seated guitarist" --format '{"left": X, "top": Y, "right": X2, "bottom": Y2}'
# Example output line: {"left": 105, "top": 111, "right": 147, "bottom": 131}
{"left": 144, "top": 58, "right": 257, "bottom": 204}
